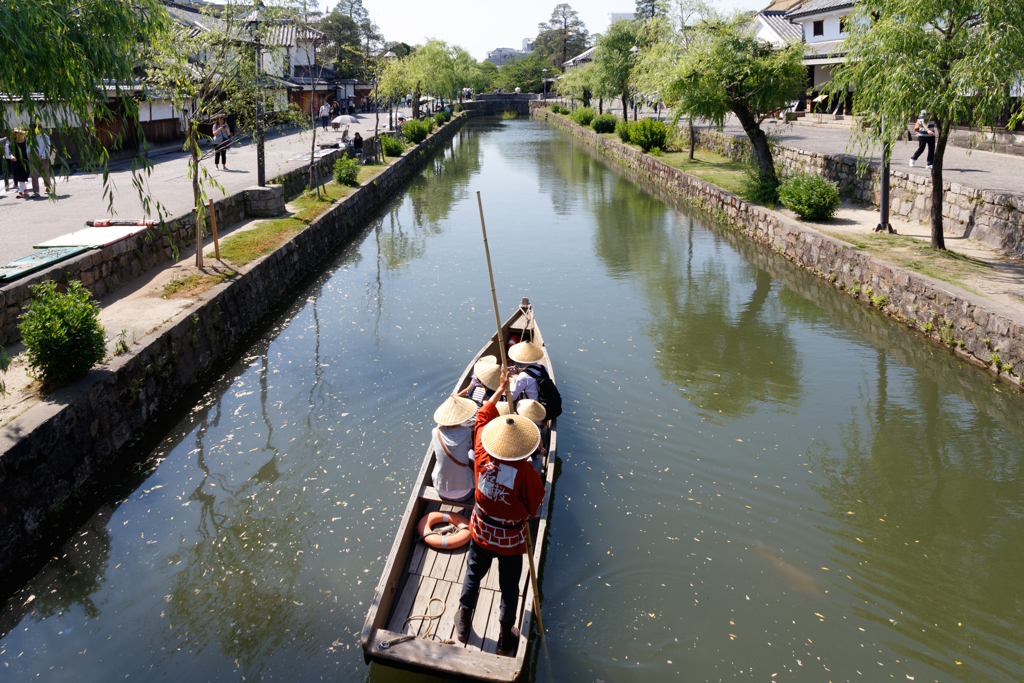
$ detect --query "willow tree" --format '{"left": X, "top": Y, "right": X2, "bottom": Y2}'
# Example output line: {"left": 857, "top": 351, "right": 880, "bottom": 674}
{"left": 1, "top": 0, "right": 167, "bottom": 207}
{"left": 824, "top": 0, "right": 1024, "bottom": 251}
{"left": 405, "top": 40, "right": 479, "bottom": 117}
{"left": 636, "top": 9, "right": 804, "bottom": 188}
{"left": 593, "top": 19, "right": 642, "bottom": 120}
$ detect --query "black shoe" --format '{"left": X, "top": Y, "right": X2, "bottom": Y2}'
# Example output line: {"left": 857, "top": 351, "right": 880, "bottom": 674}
{"left": 455, "top": 607, "right": 472, "bottom": 643}
{"left": 496, "top": 624, "right": 520, "bottom": 657}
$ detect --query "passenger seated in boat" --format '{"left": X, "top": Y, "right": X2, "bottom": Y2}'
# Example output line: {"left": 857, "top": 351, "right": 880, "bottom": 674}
{"left": 429, "top": 395, "right": 478, "bottom": 503}
{"left": 507, "top": 341, "right": 545, "bottom": 402}
{"left": 455, "top": 356, "right": 500, "bottom": 406}
{"left": 456, "top": 369, "right": 545, "bottom": 657}
{"left": 516, "top": 398, "right": 548, "bottom": 454}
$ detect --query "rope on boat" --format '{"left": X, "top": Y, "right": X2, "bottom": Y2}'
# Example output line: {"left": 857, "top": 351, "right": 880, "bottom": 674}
{"left": 376, "top": 597, "right": 456, "bottom": 650}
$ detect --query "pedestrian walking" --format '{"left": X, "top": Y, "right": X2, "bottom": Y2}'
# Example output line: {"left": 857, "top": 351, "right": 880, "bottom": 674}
{"left": 909, "top": 110, "right": 936, "bottom": 169}
{"left": 212, "top": 115, "right": 231, "bottom": 170}
{"left": 30, "top": 125, "right": 52, "bottom": 197}
{"left": 9, "top": 128, "right": 31, "bottom": 198}
{"left": 319, "top": 101, "right": 330, "bottom": 131}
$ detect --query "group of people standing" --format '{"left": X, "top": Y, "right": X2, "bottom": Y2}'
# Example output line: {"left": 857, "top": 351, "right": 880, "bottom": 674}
{"left": 2, "top": 125, "right": 52, "bottom": 199}
{"left": 426, "top": 340, "right": 552, "bottom": 657}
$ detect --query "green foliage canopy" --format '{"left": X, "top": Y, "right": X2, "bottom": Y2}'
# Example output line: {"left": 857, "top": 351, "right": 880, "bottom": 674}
{"left": 534, "top": 3, "right": 590, "bottom": 71}
{"left": 824, "top": 0, "right": 1024, "bottom": 249}
{"left": 593, "top": 19, "right": 642, "bottom": 120}
{"left": 634, "top": 10, "right": 804, "bottom": 182}
{"left": 495, "top": 54, "right": 548, "bottom": 93}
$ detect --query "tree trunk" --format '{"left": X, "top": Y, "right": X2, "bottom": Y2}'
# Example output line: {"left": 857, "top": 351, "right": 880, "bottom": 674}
{"left": 309, "top": 97, "right": 319, "bottom": 198}
{"left": 190, "top": 122, "right": 203, "bottom": 269}
{"left": 622, "top": 91, "right": 629, "bottom": 121}
{"left": 930, "top": 128, "right": 948, "bottom": 250}
{"left": 689, "top": 118, "right": 695, "bottom": 161}
{"left": 598, "top": 98, "right": 603, "bottom": 115}
{"left": 412, "top": 80, "right": 421, "bottom": 119}
{"left": 733, "top": 105, "right": 776, "bottom": 182}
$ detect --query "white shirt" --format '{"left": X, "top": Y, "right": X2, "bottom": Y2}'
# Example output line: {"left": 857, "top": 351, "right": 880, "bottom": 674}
{"left": 319, "top": 104, "right": 330, "bottom": 117}
{"left": 431, "top": 424, "right": 475, "bottom": 500}
{"left": 509, "top": 366, "right": 539, "bottom": 402}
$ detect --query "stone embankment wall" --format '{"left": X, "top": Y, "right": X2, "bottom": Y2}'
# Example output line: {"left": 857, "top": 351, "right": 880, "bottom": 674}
{"left": 0, "top": 136, "right": 387, "bottom": 347}
{"left": 0, "top": 116, "right": 467, "bottom": 575}
{"left": 534, "top": 109, "right": 1024, "bottom": 387}
{"left": 692, "top": 129, "right": 1024, "bottom": 258}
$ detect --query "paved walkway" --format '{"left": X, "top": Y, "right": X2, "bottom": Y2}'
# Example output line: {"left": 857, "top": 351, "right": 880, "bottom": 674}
{"left": 0, "top": 109, "right": 410, "bottom": 264}
{"left": 702, "top": 116, "right": 1024, "bottom": 199}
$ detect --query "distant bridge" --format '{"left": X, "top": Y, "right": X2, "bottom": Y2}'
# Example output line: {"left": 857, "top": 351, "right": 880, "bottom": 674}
{"left": 461, "top": 94, "right": 539, "bottom": 117}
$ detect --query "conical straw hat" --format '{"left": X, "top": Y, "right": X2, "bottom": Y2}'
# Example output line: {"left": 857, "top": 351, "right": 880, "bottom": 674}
{"left": 495, "top": 401, "right": 512, "bottom": 416}
{"left": 474, "top": 360, "right": 501, "bottom": 390}
{"left": 516, "top": 398, "right": 546, "bottom": 423}
{"left": 433, "top": 395, "right": 477, "bottom": 427}
{"left": 508, "top": 341, "right": 543, "bottom": 365}
{"left": 478, "top": 354, "right": 497, "bottom": 366}
{"left": 481, "top": 415, "right": 540, "bottom": 461}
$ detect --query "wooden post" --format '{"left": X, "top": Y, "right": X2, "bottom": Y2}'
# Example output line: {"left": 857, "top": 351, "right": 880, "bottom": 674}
{"left": 208, "top": 199, "right": 220, "bottom": 259}
{"left": 195, "top": 207, "right": 204, "bottom": 269}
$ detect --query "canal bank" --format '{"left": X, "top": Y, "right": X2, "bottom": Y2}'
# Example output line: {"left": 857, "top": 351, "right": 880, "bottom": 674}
{"left": 0, "top": 114, "right": 467, "bottom": 578}
{"left": 532, "top": 107, "right": 1024, "bottom": 390}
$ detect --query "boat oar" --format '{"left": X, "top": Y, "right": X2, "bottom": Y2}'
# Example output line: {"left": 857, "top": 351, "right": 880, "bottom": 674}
{"left": 476, "top": 190, "right": 545, "bottom": 637}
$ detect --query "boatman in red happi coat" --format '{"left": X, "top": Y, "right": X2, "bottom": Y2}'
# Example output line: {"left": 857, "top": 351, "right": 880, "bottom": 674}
{"left": 455, "top": 369, "right": 545, "bottom": 656}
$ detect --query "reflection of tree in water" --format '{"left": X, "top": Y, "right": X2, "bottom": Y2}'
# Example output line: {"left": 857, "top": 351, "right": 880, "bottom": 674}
{"left": 572, "top": 156, "right": 800, "bottom": 421}
{"left": 403, "top": 130, "right": 483, "bottom": 239}
{"left": 160, "top": 397, "right": 316, "bottom": 679}
{"left": 8, "top": 507, "right": 114, "bottom": 626}
{"left": 812, "top": 353, "right": 1024, "bottom": 677}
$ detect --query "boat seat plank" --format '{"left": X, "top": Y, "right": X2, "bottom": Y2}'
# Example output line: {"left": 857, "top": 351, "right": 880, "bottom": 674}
{"left": 366, "top": 627, "right": 518, "bottom": 680}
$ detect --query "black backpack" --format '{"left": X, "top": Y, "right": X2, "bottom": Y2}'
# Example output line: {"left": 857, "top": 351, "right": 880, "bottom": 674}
{"left": 520, "top": 365, "right": 562, "bottom": 420}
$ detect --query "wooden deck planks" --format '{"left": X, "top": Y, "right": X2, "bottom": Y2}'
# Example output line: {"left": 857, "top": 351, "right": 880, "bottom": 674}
{"left": 467, "top": 588, "right": 495, "bottom": 651}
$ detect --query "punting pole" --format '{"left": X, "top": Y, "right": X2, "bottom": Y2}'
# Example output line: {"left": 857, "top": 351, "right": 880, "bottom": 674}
{"left": 475, "top": 191, "right": 513, "bottom": 407}
{"left": 476, "top": 190, "right": 545, "bottom": 637}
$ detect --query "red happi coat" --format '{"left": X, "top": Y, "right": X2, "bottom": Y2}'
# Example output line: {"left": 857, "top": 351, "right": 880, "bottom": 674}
{"left": 470, "top": 403, "right": 546, "bottom": 556}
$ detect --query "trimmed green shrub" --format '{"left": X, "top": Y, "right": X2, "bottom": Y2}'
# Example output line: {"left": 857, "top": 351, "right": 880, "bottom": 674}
{"left": 615, "top": 118, "right": 632, "bottom": 143}
{"left": 434, "top": 112, "right": 446, "bottom": 126}
{"left": 426, "top": 116, "right": 436, "bottom": 133}
{"left": 333, "top": 156, "right": 360, "bottom": 186}
{"left": 381, "top": 134, "right": 404, "bottom": 157}
{"left": 570, "top": 106, "right": 595, "bottom": 126}
{"left": 552, "top": 104, "right": 567, "bottom": 114}
{"left": 19, "top": 280, "right": 106, "bottom": 387}
{"left": 630, "top": 119, "right": 669, "bottom": 152}
{"left": 591, "top": 114, "right": 616, "bottom": 134}
{"left": 453, "top": 103, "right": 463, "bottom": 113}
{"left": 741, "top": 166, "right": 780, "bottom": 206}
{"left": 778, "top": 172, "right": 841, "bottom": 220}
{"left": 403, "top": 119, "right": 430, "bottom": 144}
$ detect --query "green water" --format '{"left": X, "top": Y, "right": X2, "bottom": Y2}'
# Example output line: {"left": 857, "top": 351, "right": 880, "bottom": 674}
{"left": 2, "top": 119, "right": 1024, "bottom": 682}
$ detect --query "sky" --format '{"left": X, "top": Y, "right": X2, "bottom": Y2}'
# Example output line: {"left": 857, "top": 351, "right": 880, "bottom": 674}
{"left": 357, "top": 0, "right": 770, "bottom": 62}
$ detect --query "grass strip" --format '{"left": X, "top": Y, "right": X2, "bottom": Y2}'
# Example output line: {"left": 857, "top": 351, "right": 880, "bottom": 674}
{"left": 162, "top": 272, "right": 234, "bottom": 298}
{"left": 822, "top": 230, "right": 991, "bottom": 291}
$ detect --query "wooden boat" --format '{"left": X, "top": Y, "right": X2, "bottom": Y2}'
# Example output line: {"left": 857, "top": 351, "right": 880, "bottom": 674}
{"left": 360, "top": 297, "right": 557, "bottom": 681}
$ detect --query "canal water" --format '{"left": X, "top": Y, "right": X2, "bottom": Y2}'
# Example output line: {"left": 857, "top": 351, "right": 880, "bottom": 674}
{"left": 3, "top": 118, "right": 1024, "bottom": 682}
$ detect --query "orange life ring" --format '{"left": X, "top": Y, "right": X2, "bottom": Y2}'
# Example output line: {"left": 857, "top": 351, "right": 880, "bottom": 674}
{"left": 417, "top": 510, "right": 471, "bottom": 550}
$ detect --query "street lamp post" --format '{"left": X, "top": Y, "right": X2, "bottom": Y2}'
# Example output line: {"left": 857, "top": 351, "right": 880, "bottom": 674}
{"left": 247, "top": 1, "right": 266, "bottom": 187}
{"left": 542, "top": 68, "right": 548, "bottom": 102}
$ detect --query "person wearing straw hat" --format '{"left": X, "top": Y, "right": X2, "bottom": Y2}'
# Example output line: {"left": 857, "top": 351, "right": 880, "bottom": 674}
{"left": 430, "top": 395, "right": 478, "bottom": 502}
{"left": 455, "top": 370, "right": 545, "bottom": 656}
{"left": 516, "top": 398, "right": 548, "bottom": 457}
{"left": 456, "top": 356, "right": 500, "bottom": 406}
{"left": 507, "top": 340, "right": 545, "bottom": 403}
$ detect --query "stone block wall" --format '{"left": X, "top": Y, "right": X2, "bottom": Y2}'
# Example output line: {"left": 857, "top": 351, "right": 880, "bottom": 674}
{"left": 536, "top": 109, "right": 1024, "bottom": 388}
{"left": 692, "top": 129, "right": 1024, "bottom": 258}
{"left": 0, "top": 115, "right": 467, "bottom": 575}
{"left": 0, "top": 142, "right": 370, "bottom": 347}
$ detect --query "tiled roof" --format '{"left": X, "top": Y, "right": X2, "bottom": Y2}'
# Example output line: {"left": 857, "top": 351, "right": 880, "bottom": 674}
{"left": 761, "top": 0, "right": 804, "bottom": 10}
{"left": 803, "top": 38, "right": 848, "bottom": 58}
{"left": 164, "top": 2, "right": 323, "bottom": 47}
{"left": 563, "top": 45, "right": 596, "bottom": 68}
{"left": 786, "top": 0, "right": 854, "bottom": 20}
{"left": 758, "top": 10, "right": 802, "bottom": 41}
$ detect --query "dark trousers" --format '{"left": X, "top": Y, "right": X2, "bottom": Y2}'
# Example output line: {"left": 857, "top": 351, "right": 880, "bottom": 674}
{"left": 320, "top": 116, "right": 329, "bottom": 131}
{"left": 912, "top": 136, "right": 935, "bottom": 165}
{"left": 214, "top": 142, "right": 228, "bottom": 166}
{"left": 459, "top": 539, "right": 523, "bottom": 626}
